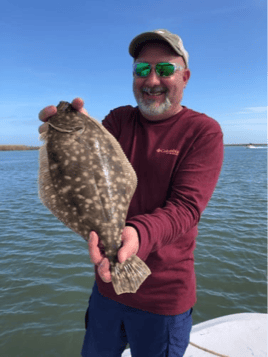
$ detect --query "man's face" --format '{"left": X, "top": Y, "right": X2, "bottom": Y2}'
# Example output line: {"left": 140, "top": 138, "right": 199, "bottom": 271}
{"left": 133, "top": 42, "right": 190, "bottom": 121}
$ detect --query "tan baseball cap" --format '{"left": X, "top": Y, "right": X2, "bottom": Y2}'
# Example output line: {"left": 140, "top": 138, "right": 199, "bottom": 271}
{"left": 129, "top": 29, "right": 189, "bottom": 68}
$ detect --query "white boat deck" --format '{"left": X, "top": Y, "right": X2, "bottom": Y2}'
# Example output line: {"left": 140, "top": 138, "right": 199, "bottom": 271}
{"left": 122, "top": 313, "right": 267, "bottom": 357}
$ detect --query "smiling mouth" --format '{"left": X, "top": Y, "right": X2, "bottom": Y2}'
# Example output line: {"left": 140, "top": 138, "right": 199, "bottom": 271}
{"left": 142, "top": 87, "right": 167, "bottom": 97}
{"left": 144, "top": 92, "right": 163, "bottom": 97}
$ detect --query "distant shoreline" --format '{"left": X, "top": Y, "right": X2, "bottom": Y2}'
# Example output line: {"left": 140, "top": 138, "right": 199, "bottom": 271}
{"left": 0, "top": 144, "right": 267, "bottom": 151}
{"left": 0, "top": 145, "right": 40, "bottom": 151}
{"left": 224, "top": 144, "right": 267, "bottom": 147}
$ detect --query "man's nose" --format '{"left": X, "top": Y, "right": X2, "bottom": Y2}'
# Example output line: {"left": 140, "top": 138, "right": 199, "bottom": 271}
{"left": 144, "top": 68, "right": 161, "bottom": 86}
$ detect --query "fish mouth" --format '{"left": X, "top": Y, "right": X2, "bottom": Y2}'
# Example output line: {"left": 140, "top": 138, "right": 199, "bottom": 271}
{"left": 48, "top": 122, "right": 85, "bottom": 134}
{"left": 48, "top": 101, "right": 86, "bottom": 134}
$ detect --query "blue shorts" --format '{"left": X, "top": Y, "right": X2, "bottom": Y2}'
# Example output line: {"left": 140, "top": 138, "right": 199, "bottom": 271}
{"left": 81, "top": 282, "right": 193, "bottom": 357}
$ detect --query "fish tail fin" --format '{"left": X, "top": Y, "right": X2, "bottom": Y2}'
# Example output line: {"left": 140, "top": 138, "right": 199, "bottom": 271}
{"left": 111, "top": 255, "right": 151, "bottom": 295}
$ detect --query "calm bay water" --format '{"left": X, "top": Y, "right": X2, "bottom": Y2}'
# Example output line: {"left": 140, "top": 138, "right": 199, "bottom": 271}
{"left": 0, "top": 147, "right": 267, "bottom": 356}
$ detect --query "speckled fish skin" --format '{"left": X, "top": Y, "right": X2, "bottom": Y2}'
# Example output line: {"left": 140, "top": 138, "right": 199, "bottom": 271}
{"left": 39, "top": 101, "right": 151, "bottom": 294}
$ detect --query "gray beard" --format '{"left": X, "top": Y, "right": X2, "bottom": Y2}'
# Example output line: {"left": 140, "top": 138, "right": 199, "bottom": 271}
{"left": 136, "top": 95, "right": 172, "bottom": 116}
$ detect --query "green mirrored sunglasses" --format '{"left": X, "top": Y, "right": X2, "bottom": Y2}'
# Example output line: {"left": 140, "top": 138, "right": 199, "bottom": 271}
{"left": 133, "top": 62, "right": 184, "bottom": 78}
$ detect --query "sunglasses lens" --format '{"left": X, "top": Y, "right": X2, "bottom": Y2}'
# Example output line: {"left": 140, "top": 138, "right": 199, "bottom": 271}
{"left": 134, "top": 63, "right": 151, "bottom": 77}
{"left": 156, "top": 63, "right": 175, "bottom": 77}
{"left": 134, "top": 62, "right": 177, "bottom": 77}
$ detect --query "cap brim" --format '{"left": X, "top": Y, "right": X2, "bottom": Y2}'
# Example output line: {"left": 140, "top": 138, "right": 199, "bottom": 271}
{"left": 129, "top": 32, "right": 169, "bottom": 58}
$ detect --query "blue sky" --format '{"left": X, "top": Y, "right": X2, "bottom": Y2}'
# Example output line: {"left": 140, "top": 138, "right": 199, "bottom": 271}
{"left": 0, "top": 0, "right": 266, "bottom": 145}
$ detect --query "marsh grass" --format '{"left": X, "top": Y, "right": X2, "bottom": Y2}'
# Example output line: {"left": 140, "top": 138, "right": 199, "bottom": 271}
{"left": 0, "top": 145, "right": 40, "bottom": 151}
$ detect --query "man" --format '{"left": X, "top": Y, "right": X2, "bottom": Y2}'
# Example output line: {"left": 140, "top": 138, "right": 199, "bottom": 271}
{"left": 39, "top": 29, "right": 224, "bottom": 357}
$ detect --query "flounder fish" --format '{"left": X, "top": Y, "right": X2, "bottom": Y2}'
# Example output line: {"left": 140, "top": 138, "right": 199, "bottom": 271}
{"left": 38, "top": 101, "right": 151, "bottom": 295}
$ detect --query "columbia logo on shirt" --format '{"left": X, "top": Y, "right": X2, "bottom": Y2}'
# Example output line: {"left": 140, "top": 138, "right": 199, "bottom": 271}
{"left": 156, "top": 148, "right": 179, "bottom": 156}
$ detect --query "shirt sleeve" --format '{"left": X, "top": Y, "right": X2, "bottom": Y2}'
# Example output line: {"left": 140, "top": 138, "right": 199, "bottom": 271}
{"left": 101, "top": 111, "right": 120, "bottom": 139}
{"left": 102, "top": 105, "right": 136, "bottom": 139}
{"left": 126, "top": 130, "right": 224, "bottom": 262}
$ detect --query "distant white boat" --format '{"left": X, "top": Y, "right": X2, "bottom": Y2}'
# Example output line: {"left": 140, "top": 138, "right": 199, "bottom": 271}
{"left": 121, "top": 313, "right": 267, "bottom": 357}
{"left": 246, "top": 144, "right": 267, "bottom": 149}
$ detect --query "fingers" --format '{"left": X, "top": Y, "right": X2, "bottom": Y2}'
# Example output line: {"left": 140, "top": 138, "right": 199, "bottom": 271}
{"left": 80, "top": 107, "right": 89, "bottom": 116}
{"left": 98, "top": 258, "right": 112, "bottom": 283}
{"left": 38, "top": 105, "right": 57, "bottom": 122}
{"left": 117, "top": 245, "right": 129, "bottom": 264}
{"left": 88, "top": 231, "right": 103, "bottom": 265}
{"left": 38, "top": 98, "right": 87, "bottom": 124}
{"left": 117, "top": 226, "right": 139, "bottom": 264}
{"left": 88, "top": 232, "right": 112, "bottom": 283}
{"left": 72, "top": 97, "right": 89, "bottom": 117}
{"left": 39, "top": 122, "right": 49, "bottom": 134}
{"left": 71, "top": 97, "right": 84, "bottom": 111}
{"left": 88, "top": 228, "right": 139, "bottom": 284}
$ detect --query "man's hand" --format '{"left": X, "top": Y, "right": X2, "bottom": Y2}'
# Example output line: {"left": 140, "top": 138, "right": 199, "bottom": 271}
{"left": 88, "top": 226, "right": 140, "bottom": 283}
{"left": 38, "top": 97, "right": 89, "bottom": 134}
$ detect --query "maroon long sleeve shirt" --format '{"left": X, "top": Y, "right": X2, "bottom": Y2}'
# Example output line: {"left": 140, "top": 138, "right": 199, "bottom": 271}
{"left": 95, "top": 105, "right": 224, "bottom": 315}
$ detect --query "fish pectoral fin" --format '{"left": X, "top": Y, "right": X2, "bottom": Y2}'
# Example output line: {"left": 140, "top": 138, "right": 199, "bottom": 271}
{"left": 111, "top": 255, "right": 151, "bottom": 295}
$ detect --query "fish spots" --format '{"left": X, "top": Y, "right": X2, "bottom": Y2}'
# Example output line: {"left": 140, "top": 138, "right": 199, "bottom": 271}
{"left": 60, "top": 185, "right": 72, "bottom": 194}
{"left": 115, "top": 177, "right": 127, "bottom": 184}
{"left": 50, "top": 163, "right": 58, "bottom": 170}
